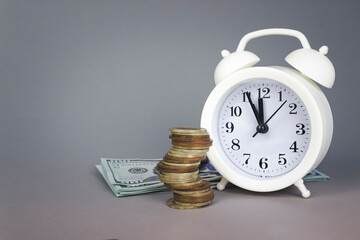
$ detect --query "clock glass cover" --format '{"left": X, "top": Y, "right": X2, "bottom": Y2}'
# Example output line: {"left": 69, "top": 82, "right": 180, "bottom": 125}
{"left": 218, "top": 78, "right": 311, "bottom": 178}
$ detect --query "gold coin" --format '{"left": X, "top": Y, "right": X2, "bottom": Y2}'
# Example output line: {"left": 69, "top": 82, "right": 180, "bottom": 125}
{"left": 156, "top": 161, "right": 199, "bottom": 173}
{"left": 169, "top": 127, "right": 209, "bottom": 136}
{"left": 173, "top": 199, "right": 212, "bottom": 208}
{"left": 164, "top": 177, "right": 203, "bottom": 188}
{"left": 173, "top": 187, "right": 212, "bottom": 196}
{"left": 171, "top": 141, "right": 212, "bottom": 149}
{"left": 170, "top": 145, "right": 211, "bottom": 151}
{"left": 167, "top": 148, "right": 208, "bottom": 158}
{"left": 173, "top": 190, "right": 214, "bottom": 203}
{"left": 163, "top": 154, "right": 205, "bottom": 164}
{"left": 162, "top": 161, "right": 200, "bottom": 167}
{"left": 158, "top": 171, "right": 199, "bottom": 183}
{"left": 165, "top": 179, "right": 210, "bottom": 190}
{"left": 169, "top": 146, "right": 208, "bottom": 153}
{"left": 166, "top": 198, "right": 199, "bottom": 210}
{"left": 170, "top": 134, "right": 211, "bottom": 141}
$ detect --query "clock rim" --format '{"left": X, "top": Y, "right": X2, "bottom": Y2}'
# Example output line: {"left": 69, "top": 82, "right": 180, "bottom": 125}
{"left": 201, "top": 66, "right": 327, "bottom": 192}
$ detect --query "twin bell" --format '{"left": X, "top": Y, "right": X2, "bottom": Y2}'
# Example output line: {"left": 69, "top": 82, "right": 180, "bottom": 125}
{"left": 214, "top": 28, "right": 335, "bottom": 89}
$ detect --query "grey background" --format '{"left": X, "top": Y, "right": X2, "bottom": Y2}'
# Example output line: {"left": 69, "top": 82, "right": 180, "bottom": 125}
{"left": 0, "top": 1, "right": 359, "bottom": 240}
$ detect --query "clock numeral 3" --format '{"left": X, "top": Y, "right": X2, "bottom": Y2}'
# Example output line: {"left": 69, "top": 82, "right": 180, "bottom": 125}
{"left": 231, "top": 139, "right": 240, "bottom": 151}
{"left": 296, "top": 123, "right": 305, "bottom": 135}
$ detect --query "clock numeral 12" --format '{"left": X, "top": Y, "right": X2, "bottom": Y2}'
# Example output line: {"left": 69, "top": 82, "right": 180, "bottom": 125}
{"left": 258, "top": 87, "right": 270, "bottom": 98}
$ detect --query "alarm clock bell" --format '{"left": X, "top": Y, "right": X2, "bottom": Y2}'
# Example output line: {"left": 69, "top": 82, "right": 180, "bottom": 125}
{"left": 214, "top": 29, "right": 335, "bottom": 89}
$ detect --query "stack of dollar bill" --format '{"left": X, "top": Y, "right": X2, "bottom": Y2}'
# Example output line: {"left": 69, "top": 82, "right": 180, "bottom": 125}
{"left": 96, "top": 158, "right": 329, "bottom": 197}
{"left": 96, "top": 158, "right": 221, "bottom": 197}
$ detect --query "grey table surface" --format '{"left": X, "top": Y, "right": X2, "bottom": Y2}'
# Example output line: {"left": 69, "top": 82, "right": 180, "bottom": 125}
{"left": 1, "top": 156, "right": 359, "bottom": 240}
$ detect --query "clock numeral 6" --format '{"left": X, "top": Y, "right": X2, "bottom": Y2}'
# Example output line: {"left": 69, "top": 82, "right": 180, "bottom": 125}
{"left": 225, "top": 122, "right": 234, "bottom": 133}
{"left": 231, "top": 139, "right": 240, "bottom": 151}
{"left": 259, "top": 157, "right": 268, "bottom": 169}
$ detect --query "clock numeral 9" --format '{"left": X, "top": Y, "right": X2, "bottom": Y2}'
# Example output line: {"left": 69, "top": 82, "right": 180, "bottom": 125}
{"left": 230, "top": 106, "right": 242, "bottom": 117}
{"left": 225, "top": 122, "right": 234, "bottom": 133}
{"left": 231, "top": 139, "right": 240, "bottom": 151}
{"left": 278, "top": 153, "right": 287, "bottom": 165}
{"left": 259, "top": 157, "right": 268, "bottom": 169}
{"left": 296, "top": 123, "right": 305, "bottom": 135}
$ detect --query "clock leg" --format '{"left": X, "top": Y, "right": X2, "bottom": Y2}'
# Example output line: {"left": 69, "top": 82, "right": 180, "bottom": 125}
{"left": 294, "top": 179, "right": 311, "bottom": 198}
{"left": 217, "top": 177, "right": 229, "bottom": 190}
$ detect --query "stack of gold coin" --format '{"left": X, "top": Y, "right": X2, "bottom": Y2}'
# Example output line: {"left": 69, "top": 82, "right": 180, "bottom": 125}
{"left": 157, "top": 127, "right": 214, "bottom": 209}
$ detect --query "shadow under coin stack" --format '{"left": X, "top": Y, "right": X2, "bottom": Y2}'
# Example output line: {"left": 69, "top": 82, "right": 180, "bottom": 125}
{"left": 157, "top": 127, "right": 214, "bottom": 209}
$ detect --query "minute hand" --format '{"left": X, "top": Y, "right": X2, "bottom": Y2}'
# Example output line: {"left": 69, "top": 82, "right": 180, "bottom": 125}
{"left": 252, "top": 100, "right": 288, "bottom": 137}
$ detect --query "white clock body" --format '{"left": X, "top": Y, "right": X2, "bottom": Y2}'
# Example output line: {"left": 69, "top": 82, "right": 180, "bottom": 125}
{"left": 201, "top": 66, "right": 333, "bottom": 195}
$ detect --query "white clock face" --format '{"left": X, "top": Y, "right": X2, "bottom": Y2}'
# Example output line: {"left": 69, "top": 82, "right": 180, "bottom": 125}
{"left": 218, "top": 78, "right": 311, "bottom": 178}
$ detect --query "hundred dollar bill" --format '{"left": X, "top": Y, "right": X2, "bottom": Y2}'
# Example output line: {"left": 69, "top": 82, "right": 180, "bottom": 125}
{"left": 101, "top": 158, "right": 161, "bottom": 185}
{"left": 96, "top": 165, "right": 167, "bottom": 197}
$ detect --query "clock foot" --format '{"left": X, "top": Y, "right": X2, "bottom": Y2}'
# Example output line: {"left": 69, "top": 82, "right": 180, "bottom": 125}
{"left": 294, "top": 179, "right": 311, "bottom": 198}
{"left": 217, "top": 177, "right": 229, "bottom": 191}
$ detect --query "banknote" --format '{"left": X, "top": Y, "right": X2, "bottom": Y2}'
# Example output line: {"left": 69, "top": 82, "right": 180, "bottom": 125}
{"left": 303, "top": 169, "right": 330, "bottom": 182}
{"left": 96, "top": 165, "right": 167, "bottom": 197}
{"left": 96, "top": 158, "right": 329, "bottom": 197}
{"left": 101, "top": 158, "right": 161, "bottom": 185}
{"left": 96, "top": 158, "right": 223, "bottom": 197}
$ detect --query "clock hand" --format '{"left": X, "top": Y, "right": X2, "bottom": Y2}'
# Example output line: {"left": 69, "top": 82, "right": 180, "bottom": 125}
{"left": 245, "top": 92, "right": 262, "bottom": 125}
{"left": 256, "top": 97, "right": 269, "bottom": 134}
{"left": 258, "top": 97, "right": 264, "bottom": 124}
{"left": 252, "top": 100, "right": 288, "bottom": 137}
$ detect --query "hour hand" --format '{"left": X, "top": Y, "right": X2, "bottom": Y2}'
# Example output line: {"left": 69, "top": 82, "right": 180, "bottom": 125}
{"left": 245, "top": 92, "right": 261, "bottom": 125}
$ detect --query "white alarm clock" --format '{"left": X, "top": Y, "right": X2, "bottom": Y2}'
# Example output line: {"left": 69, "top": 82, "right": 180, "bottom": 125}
{"left": 201, "top": 28, "right": 335, "bottom": 198}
